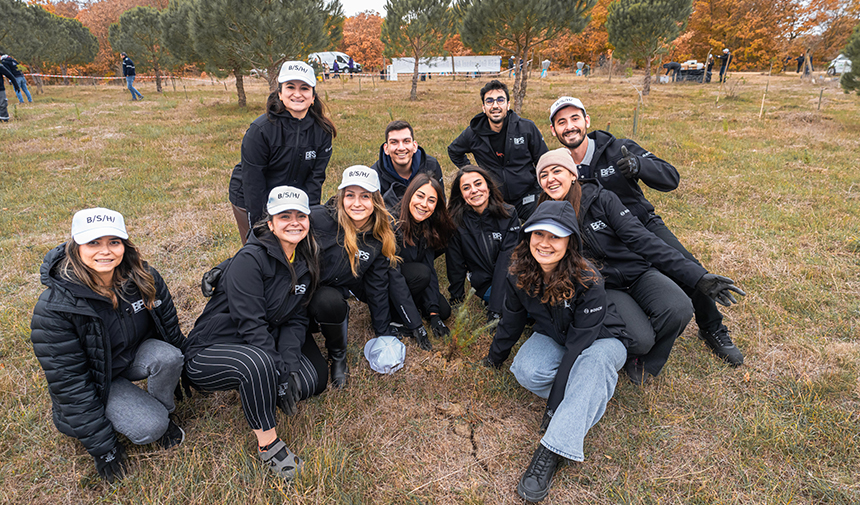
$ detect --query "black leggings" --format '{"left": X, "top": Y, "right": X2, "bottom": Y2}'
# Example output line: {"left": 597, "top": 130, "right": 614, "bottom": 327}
{"left": 185, "top": 339, "right": 327, "bottom": 431}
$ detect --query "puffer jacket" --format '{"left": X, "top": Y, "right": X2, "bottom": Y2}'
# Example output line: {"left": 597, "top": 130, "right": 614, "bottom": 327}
{"left": 183, "top": 227, "right": 312, "bottom": 377}
{"left": 446, "top": 204, "right": 521, "bottom": 313}
{"left": 30, "top": 244, "right": 183, "bottom": 457}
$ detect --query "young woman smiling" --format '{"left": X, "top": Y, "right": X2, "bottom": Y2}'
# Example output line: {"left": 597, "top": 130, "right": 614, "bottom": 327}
{"left": 308, "top": 166, "right": 418, "bottom": 387}
{"left": 535, "top": 148, "right": 744, "bottom": 384}
{"left": 483, "top": 200, "right": 630, "bottom": 503}
{"left": 229, "top": 61, "right": 337, "bottom": 243}
{"left": 183, "top": 187, "right": 325, "bottom": 482}
{"left": 31, "top": 208, "right": 186, "bottom": 483}
{"left": 393, "top": 173, "right": 456, "bottom": 342}
{"left": 447, "top": 165, "right": 521, "bottom": 320}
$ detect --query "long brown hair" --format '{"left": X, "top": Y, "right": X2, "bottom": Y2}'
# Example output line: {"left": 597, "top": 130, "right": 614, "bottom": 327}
{"left": 448, "top": 165, "right": 509, "bottom": 226}
{"left": 60, "top": 238, "right": 156, "bottom": 309}
{"left": 251, "top": 212, "right": 321, "bottom": 301}
{"left": 266, "top": 83, "right": 337, "bottom": 138}
{"left": 509, "top": 230, "right": 598, "bottom": 306}
{"left": 397, "top": 173, "right": 455, "bottom": 250}
{"left": 335, "top": 188, "right": 399, "bottom": 276}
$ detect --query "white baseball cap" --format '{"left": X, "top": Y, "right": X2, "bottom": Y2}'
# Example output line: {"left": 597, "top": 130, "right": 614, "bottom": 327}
{"left": 71, "top": 207, "right": 128, "bottom": 245}
{"left": 278, "top": 61, "right": 316, "bottom": 87}
{"left": 267, "top": 186, "right": 310, "bottom": 216}
{"left": 338, "top": 165, "right": 380, "bottom": 193}
{"left": 549, "top": 96, "right": 587, "bottom": 123}
{"left": 363, "top": 336, "right": 405, "bottom": 374}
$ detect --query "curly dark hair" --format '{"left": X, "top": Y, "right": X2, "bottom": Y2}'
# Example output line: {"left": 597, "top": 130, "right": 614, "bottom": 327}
{"left": 509, "top": 229, "right": 598, "bottom": 305}
{"left": 397, "top": 173, "right": 455, "bottom": 250}
{"left": 448, "top": 165, "right": 510, "bottom": 226}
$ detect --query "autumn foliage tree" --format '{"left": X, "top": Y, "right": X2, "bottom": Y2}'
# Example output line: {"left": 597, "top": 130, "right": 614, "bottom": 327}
{"left": 341, "top": 11, "right": 385, "bottom": 71}
{"left": 537, "top": 0, "right": 612, "bottom": 70}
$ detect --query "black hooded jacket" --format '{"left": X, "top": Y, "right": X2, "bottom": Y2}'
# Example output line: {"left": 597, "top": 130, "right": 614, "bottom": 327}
{"left": 30, "top": 245, "right": 184, "bottom": 458}
{"left": 447, "top": 111, "right": 549, "bottom": 203}
{"left": 229, "top": 110, "right": 333, "bottom": 223}
{"left": 446, "top": 204, "right": 521, "bottom": 313}
{"left": 397, "top": 231, "right": 445, "bottom": 316}
{"left": 183, "top": 228, "right": 312, "bottom": 378}
{"left": 582, "top": 130, "right": 680, "bottom": 225}
{"left": 2, "top": 56, "right": 24, "bottom": 78}
{"left": 0, "top": 63, "right": 20, "bottom": 93}
{"left": 370, "top": 144, "right": 444, "bottom": 209}
{"left": 311, "top": 203, "right": 393, "bottom": 335}
{"left": 121, "top": 56, "right": 135, "bottom": 77}
{"left": 578, "top": 179, "right": 707, "bottom": 290}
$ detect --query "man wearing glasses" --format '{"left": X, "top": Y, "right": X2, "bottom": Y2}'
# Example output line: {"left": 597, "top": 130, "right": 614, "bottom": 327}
{"left": 448, "top": 80, "right": 548, "bottom": 219}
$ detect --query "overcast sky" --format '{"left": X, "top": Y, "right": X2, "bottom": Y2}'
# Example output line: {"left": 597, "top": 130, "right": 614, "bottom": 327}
{"left": 341, "top": 0, "right": 387, "bottom": 16}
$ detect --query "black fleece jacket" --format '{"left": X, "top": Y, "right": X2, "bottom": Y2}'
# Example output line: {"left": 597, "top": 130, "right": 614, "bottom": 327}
{"left": 231, "top": 111, "right": 333, "bottom": 223}
{"left": 311, "top": 203, "right": 393, "bottom": 335}
{"left": 183, "top": 228, "right": 312, "bottom": 378}
{"left": 30, "top": 245, "right": 183, "bottom": 458}
{"left": 446, "top": 204, "right": 521, "bottom": 313}
{"left": 0, "top": 63, "right": 20, "bottom": 93}
{"left": 582, "top": 130, "right": 680, "bottom": 225}
{"left": 448, "top": 111, "right": 549, "bottom": 203}
{"left": 371, "top": 144, "right": 444, "bottom": 209}
{"left": 397, "top": 231, "right": 445, "bottom": 316}
{"left": 578, "top": 180, "right": 707, "bottom": 290}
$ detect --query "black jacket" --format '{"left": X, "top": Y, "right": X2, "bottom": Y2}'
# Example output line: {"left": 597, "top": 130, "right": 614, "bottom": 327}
{"left": 370, "top": 144, "right": 444, "bottom": 209}
{"left": 30, "top": 245, "right": 184, "bottom": 457}
{"left": 578, "top": 180, "right": 707, "bottom": 290}
{"left": 0, "top": 63, "right": 20, "bottom": 93}
{"left": 583, "top": 130, "right": 680, "bottom": 225}
{"left": 398, "top": 231, "right": 444, "bottom": 316}
{"left": 311, "top": 203, "right": 393, "bottom": 335}
{"left": 230, "top": 111, "right": 333, "bottom": 223}
{"left": 446, "top": 205, "right": 521, "bottom": 313}
{"left": 489, "top": 264, "right": 629, "bottom": 413}
{"left": 2, "top": 56, "right": 24, "bottom": 78}
{"left": 121, "top": 56, "right": 135, "bottom": 77}
{"left": 183, "top": 228, "right": 311, "bottom": 378}
{"left": 447, "top": 111, "right": 549, "bottom": 203}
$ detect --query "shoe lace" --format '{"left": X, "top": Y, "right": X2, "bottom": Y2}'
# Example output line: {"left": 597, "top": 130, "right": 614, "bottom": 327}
{"left": 526, "top": 447, "right": 556, "bottom": 477}
{"left": 711, "top": 328, "right": 734, "bottom": 347}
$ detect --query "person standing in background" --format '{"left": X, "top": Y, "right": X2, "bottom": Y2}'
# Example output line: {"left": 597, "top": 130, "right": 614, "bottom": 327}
{"left": 0, "top": 61, "right": 21, "bottom": 122}
{"left": 1, "top": 55, "right": 32, "bottom": 103}
{"left": 121, "top": 52, "right": 143, "bottom": 101}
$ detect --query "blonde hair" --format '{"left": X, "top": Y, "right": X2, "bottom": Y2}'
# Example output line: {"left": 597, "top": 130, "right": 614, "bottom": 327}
{"left": 60, "top": 238, "right": 156, "bottom": 309}
{"left": 335, "top": 188, "right": 399, "bottom": 276}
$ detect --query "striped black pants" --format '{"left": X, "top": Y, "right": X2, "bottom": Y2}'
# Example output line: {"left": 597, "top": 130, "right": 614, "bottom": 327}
{"left": 185, "top": 338, "right": 327, "bottom": 431}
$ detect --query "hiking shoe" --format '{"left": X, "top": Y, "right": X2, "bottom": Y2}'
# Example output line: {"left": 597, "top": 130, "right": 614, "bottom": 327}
{"left": 517, "top": 444, "right": 563, "bottom": 502}
{"left": 699, "top": 326, "right": 744, "bottom": 366}
{"left": 158, "top": 417, "right": 186, "bottom": 449}
{"left": 623, "top": 357, "right": 649, "bottom": 386}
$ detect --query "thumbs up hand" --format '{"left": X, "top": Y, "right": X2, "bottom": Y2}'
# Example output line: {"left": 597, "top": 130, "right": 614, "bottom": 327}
{"left": 617, "top": 145, "right": 640, "bottom": 179}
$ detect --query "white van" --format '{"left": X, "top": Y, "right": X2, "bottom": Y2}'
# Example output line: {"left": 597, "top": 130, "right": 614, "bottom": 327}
{"left": 308, "top": 52, "right": 362, "bottom": 73}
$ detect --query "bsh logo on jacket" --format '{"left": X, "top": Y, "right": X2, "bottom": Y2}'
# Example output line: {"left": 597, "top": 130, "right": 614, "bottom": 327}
{"left": 356, "top": 249, "right": 370, "bottom": 262}
{"left": 295, "top": 284, "right": 307, "bottom": 295}
{"left": 87, "top": 214, "right": 116, "bottom": 223}
{"left": 600, "top": 167, "right": 616, "bottom": 178}
{"left": 153, "top": 299, "right": 162, "bottom": 308}
{"left": 583, "top": 305, "right": 603, "bottom": 314}
{"left": 305, "top": 150, "right": 317, "bottom": 160}
{"left": 619, "top": 208, "right": 630, "bottom": 217}
{"left": 513, "top": 136, "right": 525, "bottom": 145}
{"left": 590, "top": 220, "right": 607, "bottom": 231}
{"left": 509, "top": 223, "right": 522, "bottom": 232}
{"left": 131, "top": 299, "right": 145, "bottom": 313}
{"left": 491, "top": 232, "right": 503, "bottom": 241}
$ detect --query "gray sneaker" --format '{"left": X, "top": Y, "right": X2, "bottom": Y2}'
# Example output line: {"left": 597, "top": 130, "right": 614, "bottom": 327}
{"left": 699, "top": 326, "right": 744, "bottom": 366}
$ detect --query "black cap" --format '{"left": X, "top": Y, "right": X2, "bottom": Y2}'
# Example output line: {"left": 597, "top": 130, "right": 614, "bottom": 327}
{"left": 522, "top": 200, "right": 581, "bottom": 246}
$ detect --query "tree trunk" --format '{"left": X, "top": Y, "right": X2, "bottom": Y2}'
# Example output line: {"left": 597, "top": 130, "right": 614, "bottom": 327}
{"left": 643, "top": 56, "right": 652, "bottom": 96}
{"left": 267, "top": 64, "right": 280, "bottom": 92}
{"left": 608, "top": 51, "right": 613, "bottom": 83}
{"left": 234, "top": 67, "right": 246, "bottom": 107}
{"left": 511, "top": 51, "right": 523, "bottom": 111}
{"left": 410, "top": 56, "right": 419, "bottom": 101}
{"left": 450, "top": 53, "right": 456, "bottom": 81}
{"left": 61, "top": 63, "right": 69, "bottom": 85}
{"left": 154, "top": 60, "right": 162, "bottom": 92}
{"left": 32, "top": 63, "right": 44, "bottom": 93}
{"left": 513, "top": 48, "right": 530, "bottom": 115}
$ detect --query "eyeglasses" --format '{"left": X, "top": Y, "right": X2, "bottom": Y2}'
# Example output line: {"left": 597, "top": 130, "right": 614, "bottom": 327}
{"left": 484, "top": 96, "right": 507, "bottom": 105}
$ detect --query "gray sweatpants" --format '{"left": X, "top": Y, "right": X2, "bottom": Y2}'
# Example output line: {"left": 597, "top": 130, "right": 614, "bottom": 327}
{"left": 0, "top": 89, "right": 8, "bottom": 120}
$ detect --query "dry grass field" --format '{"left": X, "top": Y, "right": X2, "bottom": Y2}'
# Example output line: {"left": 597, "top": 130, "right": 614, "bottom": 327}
{"left": 1, "top": 70, "right": 859, "bottom": 504}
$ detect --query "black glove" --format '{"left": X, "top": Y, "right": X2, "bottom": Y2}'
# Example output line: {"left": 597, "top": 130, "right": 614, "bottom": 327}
{"left": 429, "top": 315, "right": 450, "bottom": 338}
{"left": 695, "top": 273, "right": 746, "bottom": 307}
{"left": 201, "top": 266, "right": 223, "bottom": 297}
{"left": 276, "top": 372, "right": 301, "bottom": 416}
{"left": 94, "top": 443, "right": 128, "bottom": 483}
{"left": 480, "top": 355, "right": 502, "bottom": 369}
{"left": 486, "top": 311, "right": 501, "bottom": 324}
{"left": 617, "top": 145, "right": 640, "bottom": 179}
{"left": 411, "top": 326, "right": 432, "bottom": 351}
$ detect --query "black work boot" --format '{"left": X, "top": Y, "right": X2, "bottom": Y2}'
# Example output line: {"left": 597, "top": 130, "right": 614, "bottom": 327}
{"left": 517, "top": 444, "right": 563, "bottom": 502}
{"left": 320, "top": 309, "right": 350, "bottom": 388}
{"left": 699, "top": 325, "right": 744, "bottom": 366}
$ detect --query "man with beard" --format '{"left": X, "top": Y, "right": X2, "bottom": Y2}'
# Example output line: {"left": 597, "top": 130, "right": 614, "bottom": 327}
{"left": 448, "top": 80, "right": 549, "bottom": 219}
{"left": 370, "top": 120, "right": 444, "bottom": 208}
{"left": 547, "top": 96, "right": 745, "bottom": 366}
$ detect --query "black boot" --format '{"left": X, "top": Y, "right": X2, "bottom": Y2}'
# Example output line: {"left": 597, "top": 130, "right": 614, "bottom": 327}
{"left": 320, "top": 310, "right": 350, "bottom": 388}
{"left": 517, "top": 444, "right": 563, "bottom": 502}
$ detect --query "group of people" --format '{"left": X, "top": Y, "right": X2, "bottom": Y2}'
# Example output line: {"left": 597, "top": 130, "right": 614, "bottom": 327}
{"left": 30, "top": 61, "right": 746, "bottom": 502}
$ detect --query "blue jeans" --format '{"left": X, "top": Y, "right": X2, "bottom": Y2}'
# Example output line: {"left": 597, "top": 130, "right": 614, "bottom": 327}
{"left": 510, "top": 334, "right": 626, "bottom": 461}
{"left": 126, "top": 75, "right": 143, "bottom": 100}
{"left": 15, "top": 76, "right": 32, "bottom": 102}
{"left": 105, "top": 339, "right": 183, "bottom": 445}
